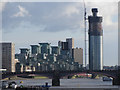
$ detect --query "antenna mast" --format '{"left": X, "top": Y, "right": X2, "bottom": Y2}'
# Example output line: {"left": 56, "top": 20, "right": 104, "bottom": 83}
{"left": 83, "top": 0, "right": 87, "bottom": 68}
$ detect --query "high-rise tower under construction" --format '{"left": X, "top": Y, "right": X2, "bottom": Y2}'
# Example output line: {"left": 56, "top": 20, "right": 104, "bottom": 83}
{"left": 88, "top": 8, "right": 103, "bottom": 70}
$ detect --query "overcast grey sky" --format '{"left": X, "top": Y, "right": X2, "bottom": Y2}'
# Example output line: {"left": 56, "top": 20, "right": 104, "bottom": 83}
{"left": 0, "top": 1, "right": 118, "bottom": 66}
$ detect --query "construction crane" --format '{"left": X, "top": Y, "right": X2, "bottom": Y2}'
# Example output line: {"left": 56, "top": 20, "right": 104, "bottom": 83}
{"left": 83, "top": 0, "right": 87, "bottom": 68}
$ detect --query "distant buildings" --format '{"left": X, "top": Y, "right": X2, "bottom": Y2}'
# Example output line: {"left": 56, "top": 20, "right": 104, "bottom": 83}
{"left": 61, "top": 42, "right": 69, "bottom": 50}
{"left": 1, "top": 42, "right": 15, "bottom": 72}
{"left": 39, "top": 43, "right": 51, "bottom": 54}
{"left": 2, "top": 37, "right": 117, "bottom": 72}
{"left": 18, "top": 48, "right": 30, "bottom": 64}
{"left": 66, "top": 38, "right": 74, "bottom": 58}
{"left": 0, "top": 38, "right": 83, "bottom": 72}
{"left": 58, "top": 38, "right": 74, "bottom": 58}
{"left": 51, "top": 46, "right": 60, "bottom": 55}
{"left": 31, "top": 45, "right": 41, "bottom": 55}
{"left": 72, "top": 48, "right": 83, "bottom": 65}
{"left": 66, "top": 38, "right": 74, "bottom": 50}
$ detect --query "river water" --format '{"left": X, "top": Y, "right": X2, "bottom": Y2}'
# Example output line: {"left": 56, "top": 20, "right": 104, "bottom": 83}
{"left": 7, "top": 78, "right": 119, "bottom": 88}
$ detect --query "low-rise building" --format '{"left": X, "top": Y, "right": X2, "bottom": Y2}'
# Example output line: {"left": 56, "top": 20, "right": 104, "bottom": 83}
{"left": 72, "top": 48, "right": 83, "bottom": 65}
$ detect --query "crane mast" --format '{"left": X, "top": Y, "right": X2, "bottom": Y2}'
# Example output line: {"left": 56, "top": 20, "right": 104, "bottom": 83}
{"left": 83, "top": 0, "right": 87, "bottom": 68}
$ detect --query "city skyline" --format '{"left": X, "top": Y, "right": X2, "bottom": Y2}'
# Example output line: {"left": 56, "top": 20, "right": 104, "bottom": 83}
{"left": 1, "top": 2, "right": 118, "bottom": 66}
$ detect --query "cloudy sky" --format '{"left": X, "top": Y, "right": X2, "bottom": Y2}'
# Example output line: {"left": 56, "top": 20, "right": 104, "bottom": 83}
{"left": 0, "top": 1, "right": 118, "bottom": 66}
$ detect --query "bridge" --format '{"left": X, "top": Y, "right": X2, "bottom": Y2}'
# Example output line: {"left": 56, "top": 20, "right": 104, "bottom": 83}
{"left": 2, "top": 70, "right": 120, "bottom": 86}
